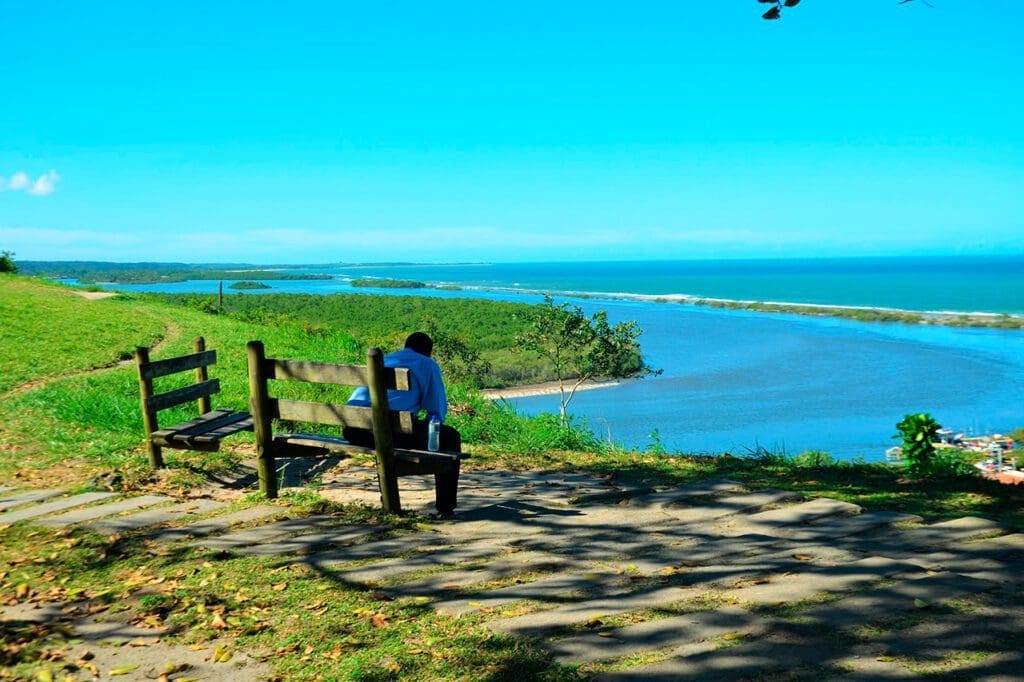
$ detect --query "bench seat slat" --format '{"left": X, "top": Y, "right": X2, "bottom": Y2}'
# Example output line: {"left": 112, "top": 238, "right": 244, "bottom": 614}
{"left": 175, "top": 416, "right": 254, "bottom": 444}
{"left": 272, "top": 433, "right": 373, "bottom": 458}
{"left": 147, "top": 379, "right": 220, "bottom": 413}
{"left": 140, "top": 350, "right": 217, "bottom": 380}
{"left": 271, "top": 433, "right": 467, "bottom": 466}
{"left": 150, "top": 408, "right": 253, "bottom": 449}
{"left": 151, "top": 408, "right": 249, "bottom": 438}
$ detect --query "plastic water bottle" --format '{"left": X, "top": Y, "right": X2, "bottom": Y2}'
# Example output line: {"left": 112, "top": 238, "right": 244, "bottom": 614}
{"left": 427, "top": 414, "right": 441, "bottom": 452}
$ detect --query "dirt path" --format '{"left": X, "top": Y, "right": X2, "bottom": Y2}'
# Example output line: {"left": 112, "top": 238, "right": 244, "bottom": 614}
{"left": 71, "top": 290, "right": 119, "bottom": 300}
{"left": 2, "top": 322, "right": 183, "bottom": 400}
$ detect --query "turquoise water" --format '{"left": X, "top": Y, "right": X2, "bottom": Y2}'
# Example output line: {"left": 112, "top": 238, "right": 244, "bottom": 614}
{"left": 307, "top": 256, "right": 1024, "bottom": 314}
{"left": 85, "top": 256, "right": 1024, "bottom": 460}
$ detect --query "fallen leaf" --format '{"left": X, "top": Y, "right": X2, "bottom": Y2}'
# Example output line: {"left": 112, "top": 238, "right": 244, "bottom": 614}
{"left": 210, "top": 613, "right": 228, "bottom": 630}
{"left": 370, "top": 613, "right": 389, "bottom": 628}
{"left": 272, "top": 582, "right": 287, "bottom": 591}
{"left": 35, "top": 669, "right": 54, "bottom": 682}
{"left": 109, "top": 664, "right": 140, "bottom": 676}
{"left": 212, "top": 644, "right": 232, "bottom": 663}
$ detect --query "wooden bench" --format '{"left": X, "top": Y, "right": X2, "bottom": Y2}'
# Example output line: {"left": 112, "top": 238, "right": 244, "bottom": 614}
{"left": 135, "top": 337, "right": 253, "bottom": 468}
{"left": 246, "top": 340, "right": 467, "bottom": 515}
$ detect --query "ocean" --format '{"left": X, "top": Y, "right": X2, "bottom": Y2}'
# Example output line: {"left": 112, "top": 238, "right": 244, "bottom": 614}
{"left": 88, "top": 256, "right": 1024, "bottom": 461}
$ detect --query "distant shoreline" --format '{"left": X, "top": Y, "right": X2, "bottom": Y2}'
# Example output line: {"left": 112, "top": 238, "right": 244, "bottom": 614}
{"left": 51, "top": 268, "right": 1024, "bottom": 329}
{"left": 454, "top": 285, "right": 1024, "bottom": 329}
{"left": 482, "top": 378, "right": 624, "bottom": 400}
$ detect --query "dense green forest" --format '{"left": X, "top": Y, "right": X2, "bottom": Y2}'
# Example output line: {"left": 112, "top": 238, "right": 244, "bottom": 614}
{"left": 149, "top": 292, "right": 564, "bottom": 387}
{"left": 17, "top": 261, "right": 331, "bottom": 284}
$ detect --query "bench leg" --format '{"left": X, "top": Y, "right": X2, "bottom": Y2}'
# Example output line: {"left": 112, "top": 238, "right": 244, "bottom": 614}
{"left": 147, "top": 440, "right": 164, "bottom": 469}
{"left": 434, "top": 459, "right": 461, "bottom": 515}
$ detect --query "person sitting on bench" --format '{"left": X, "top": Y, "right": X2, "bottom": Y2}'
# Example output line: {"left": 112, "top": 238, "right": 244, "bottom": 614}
{"left": 343, "top": 331, "right": 462, "bottom": 452}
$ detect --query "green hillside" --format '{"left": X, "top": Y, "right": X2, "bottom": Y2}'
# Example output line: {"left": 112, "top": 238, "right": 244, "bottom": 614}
{"left": 0, "top": 275, "right": 596, "bottom": 487}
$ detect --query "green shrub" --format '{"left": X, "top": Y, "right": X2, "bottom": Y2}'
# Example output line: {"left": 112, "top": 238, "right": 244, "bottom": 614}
{"left": 792, "top": 450, "right": 836, "bottom": 468}
{"left": 0, "top": 250, "right": 17, "bottom": 273}
{"left": 894, "top": 413, "right": 974, "bottom": 478}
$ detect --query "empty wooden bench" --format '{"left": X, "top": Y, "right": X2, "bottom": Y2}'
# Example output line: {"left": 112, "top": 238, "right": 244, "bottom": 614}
{"left": 246, "top": 340, "right": 468, "bottom": 515}
{"left": 135, "top": 336, "right": 253, "bottom": 468}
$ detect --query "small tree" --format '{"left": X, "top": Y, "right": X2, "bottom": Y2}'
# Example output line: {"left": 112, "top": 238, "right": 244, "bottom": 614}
{"left": 893, "top": 412, "right": 971, "bottom": 478}
{"left": 894, "top": 412, "right": 941, "bottom": 476}
{"left": 515, "top": 295, "right": 654, "bottom": 423}
{"left": 0, "top": 250, "right": 17, "bottom": 274}
{"left": 424, "top": 319, "right": 492, "bottom": 389}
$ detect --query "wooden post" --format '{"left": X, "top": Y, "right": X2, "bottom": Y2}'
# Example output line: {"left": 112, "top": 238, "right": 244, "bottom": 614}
{"left": 247, "top": 340, "right": 277, "bottom": 499}
{"left": 193, "top": 336, "right": 211, "bottom": 414}
{"left": 367, "top": 348, "right": 402, "bottom": 515}
{"left": 218, "top": 281, "right": 223, "bottom": 313}
{"left": 134, "top": 346, "right": 164, "bottom": 468}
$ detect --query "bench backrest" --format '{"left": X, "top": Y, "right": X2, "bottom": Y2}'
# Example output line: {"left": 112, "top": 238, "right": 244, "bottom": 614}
{"left": 245, "top": 340, "right": 412, "bottom": 505}
{"left": 135, "top": 335, "right": 219, "bottom": 424}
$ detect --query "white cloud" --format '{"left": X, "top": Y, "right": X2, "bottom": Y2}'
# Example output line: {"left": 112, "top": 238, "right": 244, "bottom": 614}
{"left": 1, "top": 170, "right": 59, "bottom": 195}
{"left": 28, "top": 170, "right": 60, "bottom": 196}
{"left": 7, "top": 172, "right": 30, "bottom": 190}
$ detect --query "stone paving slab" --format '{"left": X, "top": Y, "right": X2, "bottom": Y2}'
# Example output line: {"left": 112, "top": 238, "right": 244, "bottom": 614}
{"left": 592, "top": 635, "right": 868, "bottom": 682}
{"left": 299, "top": 533, "right": 450, "bottom": 567}
{"left": 645, "top": 533, "right": 784, "bottom": 568}
{"left": 780, "top": 510, "right": 923, "bottom": 542}
{"left": 330, "top": 541, "right": 517, "bottom": 585}
{"left": 873, "top": 608, "right": 1024, "bottom": 661}
{"left": 797, "top": 571, "right": 995, "bottom": 631}
{"left": 383, "top": 551, "right": 578, "bottom": 598}
{"left": 543, "top": 605, "right": 768, "bottom": 665}
{"left": 433, "top": 570, "right": 631, "bottom": 618}
{"left": 0, "top": 492, "right": 116, "bottom": 524}
{"left": 713, "top": 497, "right": 862, "bottom": 536}
{"left": 651, "top": 542, "right": 863, "bottom": 590}
{"left": 883, "top": 533, "right": 1024, "bottom": 585}
{"left": 193, "top": 514, "right": 352, "bottom": 550}
{"left": 567, "top": 485, "right": 656, "bottom": 505}
{"left": 233, "top": 525, "right": 381, "bottom": 556}
{"left": 726, "top": 556, "right": 925, "bottom": 605}
{"left": 511, "top": 527, "right": 686, "bottom": 565}
{"left": 657, "top": 489, "right": 804, "bottom": 524}
{"left": 486, "top": 583, "right": 706, "bottom": 638}
{"left": 973, "top": 532, "right": 1024, "bottom": 550}
{"left": 628, "top": 530, "right": 865, "bottom": 576}
{"left": 145, "top": 505, "right": 284, "bottom": 543}
{"left": 602, "top": 479, "right": 745, "bottom": 509}
{"left": 848, "top": 515, "right": 1005, "bottom": 554}
{"left": 481, "top": 540, "right": 879, "bottom": 639}
{"left": 38, "top": 495, "right": 172, "bottom": 527}
{"left": 85, "top": 499, "right": 226, "bottom": 535}
{"left": 0, "top": 488, "right": 65, "bottom": 510}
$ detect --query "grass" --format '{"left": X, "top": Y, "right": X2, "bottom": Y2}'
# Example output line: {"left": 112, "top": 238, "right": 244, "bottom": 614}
{"left": 2, "top": 274, "right": 1024, "bottom": 680}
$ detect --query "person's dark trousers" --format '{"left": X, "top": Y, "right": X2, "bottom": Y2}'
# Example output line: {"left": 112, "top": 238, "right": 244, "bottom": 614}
{"left": 342, "top": 419, "right": 462, "bottom": 513}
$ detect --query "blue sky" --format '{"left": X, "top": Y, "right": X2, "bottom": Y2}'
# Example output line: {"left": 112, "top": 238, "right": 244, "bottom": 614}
{"left": 2, "top": 1, "right": 1022, "bottom": 264}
